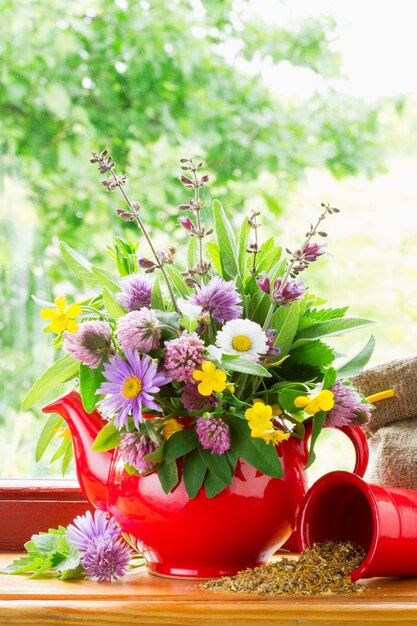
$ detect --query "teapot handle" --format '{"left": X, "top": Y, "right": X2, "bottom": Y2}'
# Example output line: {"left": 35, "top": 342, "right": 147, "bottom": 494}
{"left": 304, "top": 421, "right": 369, "bottom": 478}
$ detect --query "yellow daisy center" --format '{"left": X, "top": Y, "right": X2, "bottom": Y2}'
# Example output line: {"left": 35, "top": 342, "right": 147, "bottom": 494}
{"left": 231, "top": 334, "right": 252, "bottom": 352}
{"left": 122, "top": 375, "right": 143, "bottom": 399}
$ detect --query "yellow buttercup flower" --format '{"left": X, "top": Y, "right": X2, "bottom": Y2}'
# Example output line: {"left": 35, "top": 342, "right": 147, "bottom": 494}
{"left": 54, "top": 425, "right": 71, "bottom": 441}
{"left": 226, "top": 383, "right": 235, "bottom": 394}
{"left": 245, "top": 400, "right": 273, "bottom": 430}
{"left": 251, "top": 428, "right": 291, "bottom": 445}
{"left": 163, "top": 418, "right": 184, "bottom": 440}
{"left": 40, "top": 296, "right": 82, "bottom": 334}
{"left": 192, "top": 361, "right": 227, "bottom": 396}
{"left": 294, "top": 389, "right": 335, "bottom": 415}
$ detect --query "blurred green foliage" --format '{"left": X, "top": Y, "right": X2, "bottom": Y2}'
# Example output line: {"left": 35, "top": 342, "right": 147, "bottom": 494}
{"left": 0, "top": 0, "right": 386, "bottom": 476}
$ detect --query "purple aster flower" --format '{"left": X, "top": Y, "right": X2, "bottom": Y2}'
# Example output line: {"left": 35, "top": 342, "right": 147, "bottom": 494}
{"left": 119, "top": 431, "right": 157, "bottom": 474}
{"left": 62, "top": 320, "right": 114, "bottom": 368}
{"left": 97, "top": 349, "right": 171, "bottom": 429}
{"left": 67, "top": 510, "right": 131, "bottom": 583}
{"left": 116, "top": 273, "right": 152, "bottom": 311}
{"left": 265, "top": 329, "right": 281, "bottom": 357}
{"left": 272, "top": 277, "right": 306, "bottom": 306}
{"left": 188, "top": 276, "right": 242, "bottom": 323}
{"left": 182, "top": 380, "right": 219, "bottom": 411}
{"left": 256, "top": 271, "right": 271, "bottom": 294}
{"left": 196, "top": 415, "right": 230, "bottom": 455}
{"left": 164, "top": 331, "right": 205, "bottom": 381}
{"left": 325, "top": 381, "right": 373, "bottom": 428}
{"left": 116, "top": 308, "right": 161, "bottom": 353}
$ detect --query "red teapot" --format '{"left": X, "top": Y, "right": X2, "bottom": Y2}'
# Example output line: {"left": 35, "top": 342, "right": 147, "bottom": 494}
{"left": 43, "top": 390, "right": 368, "bottom": 578}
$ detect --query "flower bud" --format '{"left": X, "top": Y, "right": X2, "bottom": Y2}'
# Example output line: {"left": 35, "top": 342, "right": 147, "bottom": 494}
{"left": 178, "top": 216, "right": 194, "bottom": 231}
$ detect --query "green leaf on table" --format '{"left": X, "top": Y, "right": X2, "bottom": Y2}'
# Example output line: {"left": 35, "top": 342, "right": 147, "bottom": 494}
{"left": 35, "top": 413, "right": 64, "bottom": 462}
{"left": 92, "top": 421, "right": 121, "bottom": 452}
{"left": 60, "top": 241, "right": 95, "bottom": 285}
{"left": 157, "top": 460, "right": 179, "bottom": 494}
{"left": 228, "top": 415, "right": 283, "bottom": 478}
{"left": 305, "top": 410, "right": 327, "bottom": 469}
{"left": 164, "top": 430, "right": 199, "bottom": 464}
{"left": 103, "top": 287, "right": 125, "bottom": 319}
{"left": 199, "top": 447, "right": 233, "bottom": 485}
{"left": 80, "top": 363, "right": 104, "bottom": 413}
{"left": 183, "top": 447, "right": 207, "bottom": 499}
{"left": 213, "top": 199, "right": 239, "bottom": 281}
{"left": 22, "top": 355, "right": 79, "bottom": 410}
{"left": 204, "top": 469, "right": 227, "bottom": 498}
{"left": 337, "top": 335, "right": 376, "bottom": 379}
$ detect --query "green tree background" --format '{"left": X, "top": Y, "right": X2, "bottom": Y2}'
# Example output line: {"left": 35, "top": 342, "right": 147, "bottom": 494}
{"left": 0, "top": 0, "right": 401, "bottom": 476}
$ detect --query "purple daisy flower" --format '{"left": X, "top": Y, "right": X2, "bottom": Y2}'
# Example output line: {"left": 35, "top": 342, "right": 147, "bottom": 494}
{"left": 116, "top": 273, "right": 153, "bottom": 311}
{"left": 164, "top": 332, "right": 205, "bottom": 381}
{"left": 119, "top": 432, "right": 157, "bottom": 474}
{"left": 182, "top": 380, "right": 219, "bottom": 411}
{"left": 325, "top": 381, "right": 373, "bottom": 428}
{"left": 97, "top": 349, "right": 171, "bottom": 429}
{"left": 272, "top": 277, "right": 306, "bottom": 306}
{"left": 67, "top": 510, "right": 131, "bottom": 583}
{"left": 188, "top": 276, "right": 242, "bottom": 323}
{"left": 62, "top": 320, "right": 114, "bottom": 368}
{"left": 196, "top": 415, "right": 230, "bottom": 455}
{"left": 116, "top": 308, "right": 161, "bottom": 353}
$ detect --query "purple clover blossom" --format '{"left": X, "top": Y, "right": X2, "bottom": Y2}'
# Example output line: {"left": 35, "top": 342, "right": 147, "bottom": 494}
{"left": 119, "top": 432, "right": 157, "bottom": 474}
{"left": 67, "top": 510, "right": 131, "bottom": 583}
{"left": 325, "top": 381, "right": 373, "bottom": 428}
{"left": 196, "top": 415, "right": 230, "bottom": 455}
{"left": 188, "top": 276, "right": 242, "bottom": 323}
{"left": 182, "top": 380, "right": 219, "bottom": 411}
{"left": 97, "top": 349, "right": 171, "bottom": 429}
{"left": 272, "top": 277, "right": 306, "bottom": 306}
{"left": 62, "top": 320, "right": 114, "bottom": 368}
{"left": 116, "top": 273, "right": 153, "bottom": 311}
{"left": 256, "top": 271, "right": 271, "bottom": 295}
{"left": 116, "top": 308, "right": 161, "bottom": 353}
{"left": 164, "top": 332, "right": 205, "bottom": 381}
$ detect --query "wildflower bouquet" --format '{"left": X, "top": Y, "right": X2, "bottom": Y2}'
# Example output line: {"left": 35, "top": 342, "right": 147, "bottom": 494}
{"left": 24, "top": 151, "right": 376, "bottom": 498}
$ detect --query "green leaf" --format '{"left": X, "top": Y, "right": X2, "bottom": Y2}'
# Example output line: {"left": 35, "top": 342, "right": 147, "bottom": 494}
{"left": 294, "top": 317, "right": 375, "bottom": 345}
{"left": 60, "top": 241, "right": 95, "bottom": 285}
{"left": 183, "top": 448, "right": 207, "bottom": 498}
{"left": 322, "top": 367, "right": 337, "bottom": 389}
{"left": 278, "top": 388, "right": 306, "bottom": 414}
{"left": 213, "top": 199, "right": 239, "bottom": 280}
{"left": 165, "top": 265, "right": 192, "bottom": 297}
{"left": 50, "top": 437, "right": 69, "bottom": 463}
{"left": 206, "top": 346, "right": 271, "bottom": 377}
{"left": 337, "top": 336, "right": 376, "bottom": 378}
{"left": 103, "top": 287, "right": 125, "bottom": 319}
{"left": 187, "top": 235, "right": 198, "bottom": 269}
{"left": 151, "top": 279, "right": 164, "bottom": 310}
{"left": 79, "top": 363, "right": 104, "bottom": 413}
{"left": 157, "top": 460, "right": 179, "bottom": 494}
{"left": 91, "top": 266, "right": 120, "bottom": 293}
{"left": 206, "top": 242, "right": 222, "bottom": 274}
{"left": 61, "top": 441, "right": 73, "bottom": 475}
{"left": 271, "top": 301, "right": 300, "bottom": 356}
{"left": 226, "top": 449, "right": 238, "bottom": 475}
{"left": 144, "top": 443, "right": 165, "bottom": 463}
{"left": 35, "top": 413, "right": 64, "bottom": 462}
{"left": 298, "top": 306, "right": 349, "bottom": 330}
{"left": 306, "top": 411, "right": 327, "bottom": 468}
{"left": 237, "top": 218, "right": 250, "bottom": 276}
{"left": 228, "top": 415, "right": 283, "bottom": 478}
{"left": 60, "top": 565, "right": 84, "bottom": 580}
{"left": 256, "top": 246, "right": 283, "bottom": 275}
{"left": 92, "top": 421, "right": 121, "bottom": 452}
{"left": 290, "top": 340, "right": 335, "bottom": 368}
{"left": 199, "top": 447, "right": 233, "bottom": 485}
{"left": 164, "top": 430, "right": 199, "bottom": 464}
{"left": 22, "top": 355, "right": 79, "bottom": 410}
{"left": 204, "top": 469, "right": 227, "bottom": 498}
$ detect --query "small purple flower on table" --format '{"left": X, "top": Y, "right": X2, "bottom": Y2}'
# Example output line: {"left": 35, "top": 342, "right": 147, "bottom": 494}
{"left": 196, "top": 415, "right": 230, "bottom": 455}
{"left": 188, "top": 276, "right": 242, "bottom": 323}
{"left": 67, "top": 510, "right": 131, "bottom": 583}
{"left": 62, "top": 320, "right": 113, "bottom": 368}
{"left": 272, "top": 278, "right": 306, "bottom": 306}
{"left": 97, "top": 350, "right": 171, "bottom": 429}
{"left": 325, "top": 381, "right": 373, "bottom": 428}
{"left": 116, "top": 273, "right": 152, "bottom": 311}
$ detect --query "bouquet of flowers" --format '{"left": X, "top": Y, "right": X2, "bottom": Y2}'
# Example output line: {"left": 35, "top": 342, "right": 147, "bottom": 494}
{"left": 24, "top": 150, "right": 376, "bottom": 498}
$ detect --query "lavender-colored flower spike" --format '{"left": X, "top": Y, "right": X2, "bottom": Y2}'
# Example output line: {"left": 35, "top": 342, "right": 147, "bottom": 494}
{"left": 119, "top": 432, "right": 157, "bottom": 474}
{"left": 116, "top": 308, "right": 161, "bottom": 353}
{"left": 196, "top": 415, "right": 230, "bottom": 455}
{"left": 302, "top": 242, "right": 327, "bottom": 263}
{"left": 272, "top": 277, "right": 306, "bottom": 306}
{"left": 116, "top": 273, "right": 153, "bottom": 311}
{"left": 256, "top": 271, "right": 270, "bottom": 294}
{"left": 164, "top": 332, "right": 205, "bottom": 381}
{"left": 188, "top": 276, "right": 242, "bottom": 323}
{"left": 325, "top": 381, "right": 373, "bottom": 428}
{"left": 66, "top": 510, "right": 131, "bottom": 583}
{"left": 62, "top": 320, "right": 114, "bottom": 368}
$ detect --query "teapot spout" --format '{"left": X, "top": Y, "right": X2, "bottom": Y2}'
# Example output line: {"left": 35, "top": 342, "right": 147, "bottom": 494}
{"left": 42, "top": 390, "right": 113, "bottom": 512}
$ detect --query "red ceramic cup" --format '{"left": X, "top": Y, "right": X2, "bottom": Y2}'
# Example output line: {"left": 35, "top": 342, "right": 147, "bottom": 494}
{"left": 297, "top": 470, "right": 417, "bottom": 580}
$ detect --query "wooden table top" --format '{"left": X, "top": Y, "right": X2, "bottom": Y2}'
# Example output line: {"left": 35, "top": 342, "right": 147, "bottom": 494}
{"left": 1, "top": 553, "right": 417, "bottom": 625}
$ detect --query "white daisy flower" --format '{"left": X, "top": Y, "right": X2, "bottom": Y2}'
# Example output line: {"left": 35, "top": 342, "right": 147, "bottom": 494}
{"left": 215, "top": 319, "right": 268, "bottom": 361}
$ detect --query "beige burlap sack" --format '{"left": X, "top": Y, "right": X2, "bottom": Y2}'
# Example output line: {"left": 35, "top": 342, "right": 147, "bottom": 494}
{"left": 351, "top": 355, "right": 417, "bottom": 490}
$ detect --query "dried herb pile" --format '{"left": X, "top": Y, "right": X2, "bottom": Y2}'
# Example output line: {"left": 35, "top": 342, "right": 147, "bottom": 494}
{"left": 203, "top": 542, "right": 367, "bottom": 596}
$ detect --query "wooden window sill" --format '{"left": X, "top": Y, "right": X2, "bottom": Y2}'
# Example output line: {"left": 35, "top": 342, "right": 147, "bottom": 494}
{"left": 1, "top": 554, "right": 417, "bottom": 625}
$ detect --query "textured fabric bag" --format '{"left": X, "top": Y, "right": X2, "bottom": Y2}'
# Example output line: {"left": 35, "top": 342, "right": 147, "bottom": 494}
{"left": 351, "top": 355, "right": 417, "bottom": 490}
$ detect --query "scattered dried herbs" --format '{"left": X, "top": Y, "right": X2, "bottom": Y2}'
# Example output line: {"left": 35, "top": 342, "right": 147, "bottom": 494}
{"left": 203, "top": 542, "right": 367, "bottom": 596}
